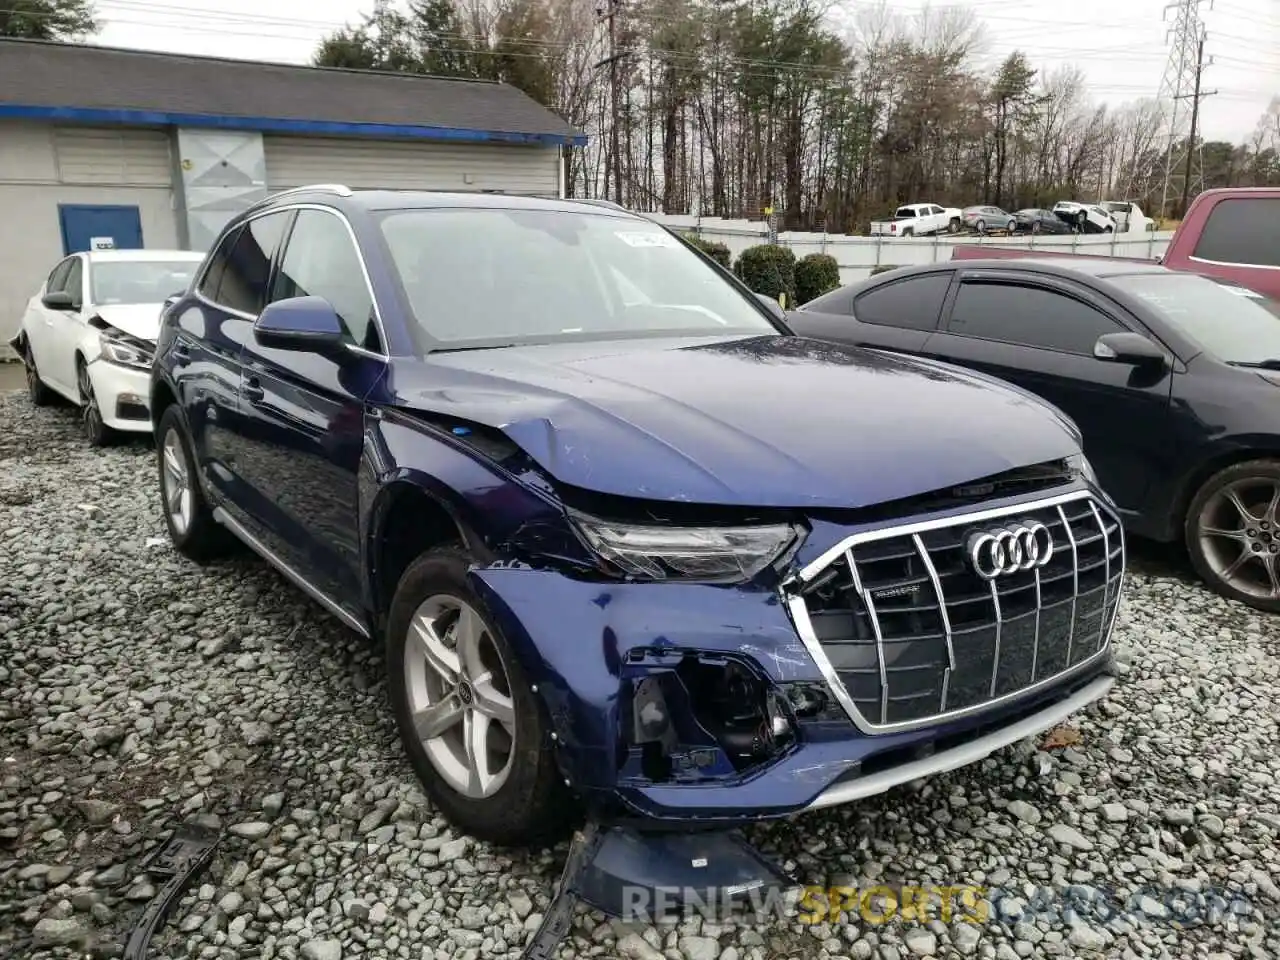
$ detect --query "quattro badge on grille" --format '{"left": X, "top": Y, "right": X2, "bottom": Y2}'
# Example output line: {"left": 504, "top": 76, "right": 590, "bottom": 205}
{"left": 967, "top": 523, "right": 1054, "bottom": 580}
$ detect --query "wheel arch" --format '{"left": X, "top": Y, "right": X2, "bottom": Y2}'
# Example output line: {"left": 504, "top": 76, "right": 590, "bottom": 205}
{"left": 365, "top": 478, "right": 478, "bottom": 632}
{"left": 1169, "top": 441, "right": 1280, "bottom": 541}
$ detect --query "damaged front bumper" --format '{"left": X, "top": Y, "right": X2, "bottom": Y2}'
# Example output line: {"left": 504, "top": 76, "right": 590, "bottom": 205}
{"left": 470, "top": 487, "right": 1124, "bottom": 825}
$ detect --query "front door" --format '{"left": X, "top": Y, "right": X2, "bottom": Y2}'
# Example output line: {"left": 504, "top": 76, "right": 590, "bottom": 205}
{"left": 58, "top": 205, "right": 144, "bottom": 255}
{"left": 233, "top": 207, "right": 385, "bottom": 609}
{"left": 925, "top": 273, "right": 1176, "bottom": 516}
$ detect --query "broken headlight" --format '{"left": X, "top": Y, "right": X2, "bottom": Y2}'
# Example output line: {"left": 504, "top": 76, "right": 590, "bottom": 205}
{"left": 99, "top": 331, "right": 154, "bottom": 370}
{"left": 573, "top": 515, "right": 801, "bottom": 582}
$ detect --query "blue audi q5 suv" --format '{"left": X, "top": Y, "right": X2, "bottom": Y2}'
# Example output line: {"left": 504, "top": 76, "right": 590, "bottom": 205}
{"left": 150, "top": 186, "right": 1124, "bottom": 846}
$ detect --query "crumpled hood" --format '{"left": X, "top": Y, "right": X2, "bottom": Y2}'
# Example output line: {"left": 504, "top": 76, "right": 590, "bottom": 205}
{"left": 90, "top": 303, "right": 166, "bottom": 343}
{"left": 389, "top": 335, "right": 1081, "bottom": 509}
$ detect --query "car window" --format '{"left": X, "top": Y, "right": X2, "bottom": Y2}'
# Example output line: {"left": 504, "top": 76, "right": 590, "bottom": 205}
{"left": 46, "top": 258, "right": 74, "bottom": 294}
{"left": 196, "top": 226, "right": 240, "bottom": 303}
{"left": 947, "top": 281, "right": 1124, "bottom": 354}
{"left": 63, "top": 259, "right": 84, "bottom": 309}
{"left": 1192, "top": 198, "right": 1280, "bottom": 268}
{"left": 1111, "top": 272, "right": 1280, "bottom": 364}
{"left": 801, "top": 284, "right": 856, "bottom": 315}
{"left": 852, "top": 273, "right": 952, "bottom": 331}
{"left": 272, "top": 209, "right": 379, "bottom": 352}
{"left": 377, "top": 207, "right": 777, "bottom": 351}
{"left": 213, "top": 212, "right": 290, "bottom": 316}
{"left": 92, "top": 260, "right": 200, "bottom": 305}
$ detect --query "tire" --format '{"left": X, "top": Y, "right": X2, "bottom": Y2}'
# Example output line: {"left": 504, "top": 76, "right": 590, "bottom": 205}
{"left": 22, "top": 342, "right": 53, "bottom": 407}
{"left": 1007, "top": 219, "right": 1017, "bottom": 233}
{"left": 1184, "top": 459, "right": 1280, "bottom": 614}
{"left": 76, "top": 358, "right": 114, "bottom": 448}
{"left": 1104, "top": 226, "right": 1114, "bottom": 234}
{"left": 948, "top": 218, "right": 961, "bottom": 234}
{"left": 386, "top": 546, "right": 577, "bottom": 846}
{"left": 976, "top": 219, "right": 986, "bottom": 234}
{"left": 901, "top": 227, "right": 913, "bottom": 238}
{"left": 1076, "top": 210, "right": 1088, "bottom": 229}
{"left": 1030, "top": 221, "right": 1041, "bottom": 235}
{"left": 155, "top": 404, "right": 236, "bottom": 563}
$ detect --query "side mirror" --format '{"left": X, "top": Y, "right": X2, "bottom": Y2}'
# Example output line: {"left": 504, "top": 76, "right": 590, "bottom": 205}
{"left": 754, "top": 292, "right": 787, "bottom": 322}
{"left": 42, "top": 290, "right": 75, "bottom": 310}
{"left": 1094, "top": 331, "right": 1167, "bottom": 367}
{"left": 253, "top": 296, "right": 347, "bottom": 356}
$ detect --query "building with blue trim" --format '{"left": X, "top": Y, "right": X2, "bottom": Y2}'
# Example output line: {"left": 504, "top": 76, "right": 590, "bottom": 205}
{"left": 0, "top": 38, "right": 585, "bottom": 353}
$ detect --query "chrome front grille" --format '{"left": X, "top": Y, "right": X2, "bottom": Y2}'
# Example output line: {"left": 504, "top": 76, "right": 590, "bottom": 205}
{"left": 786, "top": 490, "right": 1124, "bottom": 733}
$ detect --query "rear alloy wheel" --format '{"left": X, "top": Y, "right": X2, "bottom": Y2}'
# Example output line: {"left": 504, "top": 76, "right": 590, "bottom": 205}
{"left": 976, "top": 219, "right": 987, "bottom": 234}
{"left": 1186, "top": 460, "right": 1280, "bottom": 613}
{"left": 948, "top": 218, "right": 961, "bottom": 234}
{"left": 77, "top": 360, "right": 113, "bottom": 447}
{"left": 156, "top": 405, "right": 236, "bottom": 563}
{"left": 1030, "top": 221, "right": 1041, "bottom": 235}
{"left": 387, "top": 546, "right": 575, "bottom": 846}
{"left": 24, "top": 345, "right": 52, "bottom": 407}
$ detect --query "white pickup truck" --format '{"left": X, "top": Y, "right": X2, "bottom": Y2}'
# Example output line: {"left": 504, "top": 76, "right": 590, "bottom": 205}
{"left": 869, "top": 203, "right": 963, "bottom": 237}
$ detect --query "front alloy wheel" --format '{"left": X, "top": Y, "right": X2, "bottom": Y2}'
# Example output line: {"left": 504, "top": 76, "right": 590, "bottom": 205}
{"left": 406, "top": 594, "right": 517, "bottom": 799}
{"left": 78, "top": 362, "right": 112, "bottom": 447}
{"left": 386, "top": 546, "right": 575, "bottom": 845}
{"left": 1187, "top": 460, "right": 1280, "bottom": 613}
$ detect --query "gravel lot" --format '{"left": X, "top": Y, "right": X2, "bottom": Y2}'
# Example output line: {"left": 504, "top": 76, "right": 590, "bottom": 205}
{"left": 2, "top": 386, "right": 1279, "bottom": 960}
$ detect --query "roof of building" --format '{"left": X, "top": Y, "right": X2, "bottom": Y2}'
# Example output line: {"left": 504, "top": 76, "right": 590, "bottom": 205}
{"left": 0, "top": 39, "right": 586, "bottom": 147}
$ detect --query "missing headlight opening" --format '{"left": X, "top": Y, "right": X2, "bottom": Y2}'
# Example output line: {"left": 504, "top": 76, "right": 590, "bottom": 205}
{"left": 624, "top": 654, "right": 798, "bottom": 784}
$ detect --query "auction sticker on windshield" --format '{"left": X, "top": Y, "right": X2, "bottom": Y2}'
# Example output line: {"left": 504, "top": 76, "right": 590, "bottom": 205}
{"left": 615, "top": 231, "right": 680, "bottom": 248}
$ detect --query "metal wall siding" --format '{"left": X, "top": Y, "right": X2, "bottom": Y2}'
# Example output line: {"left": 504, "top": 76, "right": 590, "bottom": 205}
{"left": 53, "top": 126, "right": 173, "bottom": 186}
{"left": 263, "top": 135, "right": 559, "bottom": 196}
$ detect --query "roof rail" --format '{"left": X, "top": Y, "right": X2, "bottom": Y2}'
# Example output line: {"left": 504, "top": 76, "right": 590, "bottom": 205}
{"left": 243, "top": 184, "right": 353, "bottom": 214}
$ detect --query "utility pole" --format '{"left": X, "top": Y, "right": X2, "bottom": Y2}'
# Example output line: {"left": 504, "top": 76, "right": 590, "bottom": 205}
{"left": 1133, "top": 0, "right": 1212, "bottom": 221}
{"left": 594, "top": 0, "right": 625, "bottom": 204}
{"left": 1178, "top": 38, "right": 1217, "bottom": 215}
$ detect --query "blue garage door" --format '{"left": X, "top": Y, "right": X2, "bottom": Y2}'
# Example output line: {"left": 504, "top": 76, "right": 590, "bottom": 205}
{"left": 58, "top": 204, "right": 144, "bottom": 255}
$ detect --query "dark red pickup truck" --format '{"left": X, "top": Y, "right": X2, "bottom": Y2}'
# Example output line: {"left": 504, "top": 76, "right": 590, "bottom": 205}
{"left": 952, "top": 187, "right": 1280, "bottom": 298}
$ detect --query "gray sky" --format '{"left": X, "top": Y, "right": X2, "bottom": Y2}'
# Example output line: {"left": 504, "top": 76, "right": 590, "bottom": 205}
{"left": 93, "top": 0, "right": 1279, "bottom": 142}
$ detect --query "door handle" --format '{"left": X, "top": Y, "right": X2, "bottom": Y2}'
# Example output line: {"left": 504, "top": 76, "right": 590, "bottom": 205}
{"left": 242, "top": 377, "right": 265, "bottom": 403}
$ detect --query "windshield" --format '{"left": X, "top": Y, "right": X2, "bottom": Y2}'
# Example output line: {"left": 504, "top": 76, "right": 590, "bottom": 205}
{"left": 376, "top": 208, "right": 778, "bottom": 350}
{"left": 92, "top": 260, "right": 198, "bottom": 305}
{"left": 1110, "top": 273, "right": 1280, "bottom": 364}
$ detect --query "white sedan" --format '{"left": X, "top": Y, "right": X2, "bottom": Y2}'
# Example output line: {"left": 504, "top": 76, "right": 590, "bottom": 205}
{"left": 9, "top": 249, "right": 204, "bottom": 445}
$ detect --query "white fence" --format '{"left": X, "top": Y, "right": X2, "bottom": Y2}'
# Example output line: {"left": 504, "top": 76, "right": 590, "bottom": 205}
{"left": 647, "top": 214, "right": 1173, "bottom": 285}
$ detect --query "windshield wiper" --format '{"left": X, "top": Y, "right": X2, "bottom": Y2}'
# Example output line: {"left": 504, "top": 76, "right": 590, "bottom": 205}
{"left": 1228, "top": 359, "right": 1280, "bottom": 370}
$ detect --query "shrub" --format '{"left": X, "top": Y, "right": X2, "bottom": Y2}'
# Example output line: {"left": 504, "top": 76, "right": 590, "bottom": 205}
{"left": 795, "top": 253, "right": 840, "bottom": 305}
{"left": 870, "top": 263, "right": 904, "bottom": 276}
{"left": 682, "top": 232, "right": 732, "bottom": 270}
{"left": 734, "top": 244, "right": 797, "bottom": 306}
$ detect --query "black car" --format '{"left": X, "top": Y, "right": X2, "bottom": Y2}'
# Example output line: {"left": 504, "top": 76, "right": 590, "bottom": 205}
{"left": 1012, "top": 209, "right": 1074, "bottom": 235}
{"left": 790, "top": 258, "right": 1280, "bottom": 613}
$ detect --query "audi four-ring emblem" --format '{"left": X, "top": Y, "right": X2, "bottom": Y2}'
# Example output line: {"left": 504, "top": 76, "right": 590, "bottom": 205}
{"left": 966, "top": 523, "right": 1054, "bottom": 580}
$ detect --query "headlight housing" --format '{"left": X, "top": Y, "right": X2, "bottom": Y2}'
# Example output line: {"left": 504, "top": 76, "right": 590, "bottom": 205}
{"left": 1067, "top": 453, "right": 1098, "bottom": 486}
{"left": 99, "top": 331, "right": 154, "bottom": 370}
{"left": 572, "top": 514, "right": 802, "bottom": 582}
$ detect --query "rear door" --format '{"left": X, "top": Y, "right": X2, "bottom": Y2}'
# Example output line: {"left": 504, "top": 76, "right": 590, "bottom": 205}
{"left": 1181, "top": 195, "right": 1280, "bottom": 299}
{"left": 177, "top": 211, "right": 293, "bottom": 522}
{"left": 233, "top": 206, "right": 386, "bottom": 606}
{"left": 923, "top": 271, "right": 1176, "bottom": 514}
